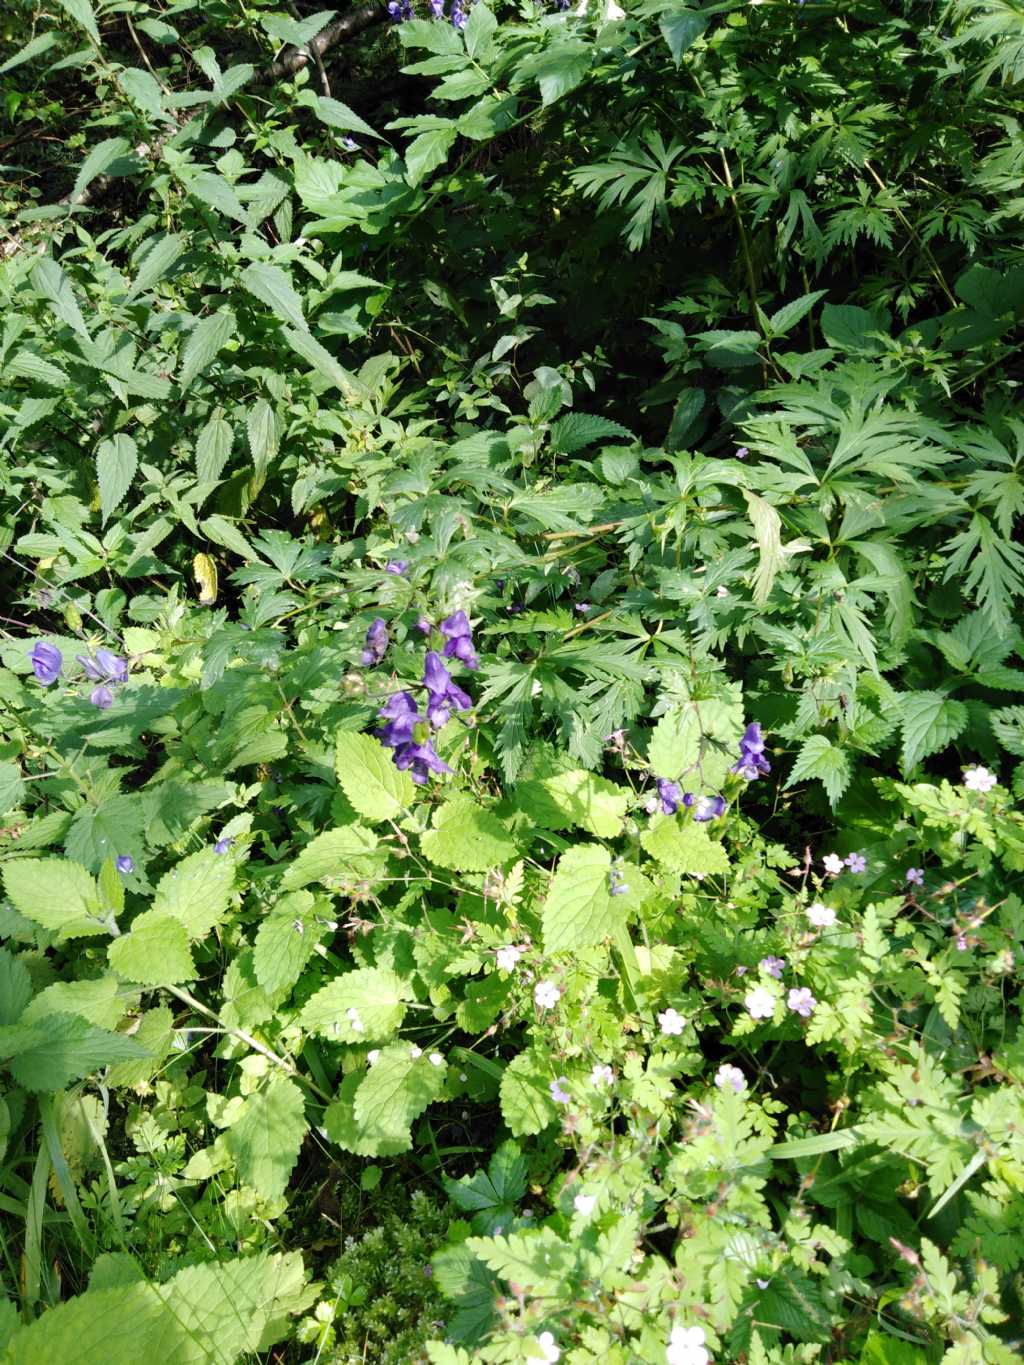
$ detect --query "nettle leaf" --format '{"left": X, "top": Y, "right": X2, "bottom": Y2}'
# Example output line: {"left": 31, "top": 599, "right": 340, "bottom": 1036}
{"left": 2, "top": 858, "right": 108, "bottom": 941}
{"left": 246, "top": 398, "right": 279, "bottom": 483}
{"left": 298, "top": 966, "right": 408, "bottom": 1041}
{"left": 253, "top": 891, "right": 323, "bottom": 994}
{"left": 151, "top": 847, "right": 235, "bottom": 938}
{"left": 421, "top": 797, "right": 518, "bottom": 870}
{"left": 195, "top": 409, "right": 234, "bottom": 484}
{"left": 647, "top": 709, "right": 700, "bottom": 780}
{"left": 548, "top": 413, "right": 635, "bottom": 454}
{"left": 335, "top": 732, "right": 414, "bottom": 821}
{"left": 0, "top": 947, "right": 33, "bottom": 1026}
{"left": 240, "top": 261, "right": 308, "bottom": 332}
{"left": 9, "top": 1013, "right": 148, "bottom": 1092}
{"left": 499, "top": 1051, "right": 556, "bottom": 1137}
{"left": 991, "top": 705, "right": 1024, "bottom": 757}
{"left": 324, "top": 1071, "right": 410, "bottom": 1157}
{"left": 29, "top": 257, "right": 91, "bottom": 341}
{"left": 179, "top": 308, "right": 236, "bottom": 390}
{"left": 108, "top": 911, "right": 196, "bottom": 986}
{"left": 96, "top": 435, "right": 138, "bottom": 525}
{"left": 785, "top": 734, "right": 852, "bottom": 806}
{"left": 405, "top": 126, "right": 457, "bottom": 188}
{"left": 22, "top": 975, "right": 125, "bottom": 1030}
{"left": 640, "top": 819, "right": 729, "bottom": 875}
{"left": 517, "top": 769, "right": 628, "bottom": 839}
{"left": 351, "top": 1044, "right": 446, "bottom": 1152}
{"left": 899, "top": 692, "right": 969, "bottom": 775}
{"left": 225, "top": 1075, "right": 307, "bottom": 1199}
{"left": 280, "top": 824, "right": 379, "bottom": 890}
{"left": 542, "top": 844, "right": 619, "bottom": 954}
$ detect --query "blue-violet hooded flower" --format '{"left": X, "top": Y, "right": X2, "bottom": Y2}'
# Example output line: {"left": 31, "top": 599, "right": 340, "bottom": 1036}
{"left": 31, "top": 641, "right": 62, "bottom": 685}
{"left": 440, "top": 611, "right": 478, "bottom": 669}
{"left": 361, "top": 618, "right": 389, "bottom": 667}
{"left": 423, "top": 651, "right": 472, "bottom": 728}
{"left": 731, "top": 721, "right": 770, "bottom": 780}
{"left": 656, "top": 778, "right": 682, "bottom": 815}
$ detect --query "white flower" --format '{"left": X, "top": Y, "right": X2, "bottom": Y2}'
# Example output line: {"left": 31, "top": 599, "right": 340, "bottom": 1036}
{"left": 606, "top": 0, "right": 625, "bottom": 16}
{"left": 496, "top": 944, "right": 523, "bottom": 972}
{"left": 409, "top": 1045, "right": 422, "bottom": 1058}
{"left": 346, "top": 1007, "right": 365, "bottom": 1034}
{"left": 658, "top": 1007, "right": 686, "bottom": 1036}
{"left": 530, "top": 1330, "right": 560, "bottom": 1363}
{"left": 806, "top": 902, "right": 836, "bottom": 928}
{"left": 591, "top": 1063, "right": 614, "bottom": 1087}
{"left": 822, "top": 853, "right": 844, "bottom": 875}
{"left": 429, "top": 1052, "right": 444, "bottom": 1067}
{"left": 573, "top": 1193, "right": 597, "bottom": 1217}
{"left": 715, "top": 585, "right": 729, "bottom": 598}
{"left": 714, "top": 1063, "right": 746, "bottom": 1094}
{"left": 744, "top": 986, "right": 775, "bottom": 1020}
{"left": 963, "top": 765, "right": 997, "bottom": 793}
{"left": 535, "top": 980, "right": 561, "bottom": 1010}
{"left": 366, "top": 1049, "right": 380, "bottom": 1066}
{"left": 667, "top": 1324, "right": 709, "bottom": 1365}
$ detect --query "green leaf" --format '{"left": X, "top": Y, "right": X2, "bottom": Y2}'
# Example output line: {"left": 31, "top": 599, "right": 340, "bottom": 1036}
{"left": 0, "top": 760, "right": 25, "bottom": 814}
{"left": 241, "top": 261, "right": 308, "bottom": 332}
{"left": 280, "top": 824, "right": 379, "bottom": 891}
{"left": 499, "top": 1050, "right": 556, "bottom": 1137}
{"left": 785, "top": 734, "right": 852, "bottom": 806}
{"left": 334, "top": 732, "right": 415, "bottom": 821}
{"left": 444, "top": 1139, "right": 526, "bottom": 1233}
{"left": 743, "top": 489, "right": 785, "bottom": 606}
{"left": 65, "top": 795, "right": 144, "bottom": 873}
{"left": 647, "top": 709, "right": 701, "bottom": 780}
{"left": 106, "top": 1005, "right": 175, "bottom": 1088}
{"left": 859, "top": 1331, "right": 932, "bottom": 1365}
{"left": 246, "top": 398, "right": 279, "bottom": 482}
{"left": 71, "top": 136, "right": 130, "bottom": 203}
{"left": 659, "top": 7, "right": 707, "bottom": 63}
{"left": 194, "top": 409, "right": 234, "bottom": 484}
{"left": 542, "top": 844, "right": 619, "bottom": 953}
{"left": 305, "top": 93, "right": 381, "bottom": 139}
{"left": 56, "top": 0, "right": 100, "bottom": 44}
{"left": 96, "top": 434, "right": 138, "bottom": 525}
{"left": 0, "top": 31, "right": 58, "bottom": 75}
{"left": 281, "top": 326, "right": 359, "bottom": 396}
{"left": 298, "top": 966, "right": 408, "bottom": 1041}
{"left": 184, "top": 170, "right": 246, "bottom": 221}
{"left": 225, "top": 1076, "right": 307, "bottom": 1199}
{"left": 421, "top": 797, "right": 518, "bottom": 870}
{"left": 352, "top": 1043, "right": 446, "bottom": 1151}
{"left": 260, "top": 9, "right": 335, "bottom": 46}
{"left": 899, "top": 692, "right": 968, "bottom": 775}
{"left": 253, "top": 892, "right": 322, "bottom": 994}
{"left": 991, "top": 705, "right": 1024, "bottom": 757}
{"left": 640, "top": 819, "right": 729, "bottom": 874}
{"left": 127, "top": 233, "right": 185, "bottom": 301}
{"left": 22, "top": 975, "right": 125, "bottom": 1030}
{"left": 767, "top": 289, "right": 828, "bottom": 337}
{"left": 548, "top": 412, "right": 636, "bottom": 454}
{"left": 464, "top": 4, "right": 497, "bottom": 60}
{"left": 0, "top": 948, "right": 33, "bottom": 1026}
{"left": 108, "top": 911, "right": 195, "bottom": 986}
{"left": 179, "top": 309, "right": 235, "bottom": 390}
{"left": 519, "top": 41, "right": 592, "bottom": 106}
{"left": 8, "top": 1013, "right": 147, "bottom": 1092}
{"left": 29, "top": 258, "right": 91, "bottom": 342}
{"left": 517, "top": 769, "right": 628, "bottom": 839}
{"left": 151, "top": 848, "right": 235, "bottom": 938}
{"left": 1, "top": 857, "right": 107, "bottom": 941}
{"left": 820, "top": 303, "right": 886, "bottom": 354}
{"left": 405, "top": 125, "right": 457, "bottom": 188}
{"left": 323, "top": 1071, "right": 409, "bottom": 1157}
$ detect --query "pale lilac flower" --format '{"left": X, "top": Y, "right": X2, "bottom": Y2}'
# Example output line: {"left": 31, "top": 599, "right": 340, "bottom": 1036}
{"left": 845, "top": 852, "right": 867, "bottom": 874}
{"left": 667, "top": 1325, "right": 709, "bottom": 1365}
{"left": 806, "top": 903, "right": 836, "bottom": 929}
{"left": 214, "top": 836, "right": 233, "bottom": 854}
{"left": 549, "top": 1076, "right": 570, "bottom": 1105}
{"left": 657, "top": 778, "right": 682, "bottom": 815}
{"left": 715, "top": 1063, "right": 746, "bottom": 1093}
{"left": 788, "top": 987, "right": 816, "bottom": 1017}
{"left": 575, "top": 602, "right": 592, "bottom": 613}
{"left": 745, "top": 986, "right": 775, "bottom": 1020}
{"left": 30, "top": 641, "right": 62, "bottom": 685}
{"left": 760, "top": 955, "right": 785, "bottom": 979}
{"left": 496, "top": 944, "right": 523, "bottom": 972}
{"left": 822, "top": 852, "right": 844, "bottom": 875}
{"left": 608, "top": 865, "right": 629, "bottom": 897}
{"left": 658, "top": 1007, "right": 686, "bottom": 1036}
{"left": 591, "top": 1063, "right": 613, "bottom": 1086}
{"left": 90, "top": 684, "right": 114, "bottom": 710}
{"left": 533, "top": 1333, "right": 560, "bottom": 1364}
{"left": 905, "top": 867, "right": 924, "bottom": 886}
{"left": 535, "top": 980, "right": 561, "bottom": 1010}
{"left": 692, "top": 794, "right": 726, "bottom": 822}
{"left": 115, "top": 854, "right": 134, "bottom": 874}
{"left": 735, "top": 446, "right": 749, "bottom": 459}
{"left": 429, "top": 0, "right": 444, "bottom": 13}
{"left": 715, "top": 585, "right": 729, "bottom": 598}
{"left": 384, "top": 560, "right": 408, "bottom": 575}
{"left": 573, "top": 1193, "right": 596, "bottom": 1216}
{"left": 963, "top": 765, "right": 997, "bottom": 793}
{"left": 956, "top": 934, "right": 968, "bottom": 951}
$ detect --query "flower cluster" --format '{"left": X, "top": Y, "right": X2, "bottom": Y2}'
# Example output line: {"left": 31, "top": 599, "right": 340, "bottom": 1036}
{"left": 31, "top": 640, "right": 129, "bottom": 709}
{"left": 731, "top": 721, "right": 770, "bottom": 780}
{"left": 655, "top": 779, "right": 725, "bottom": 821}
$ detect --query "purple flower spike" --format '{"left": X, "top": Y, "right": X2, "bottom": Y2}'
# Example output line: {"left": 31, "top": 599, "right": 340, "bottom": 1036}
{"left": 429, "top": 0, "right": 444, "bottom": 14}
{"left": 115, "top": 854, "right": 134, "bottom": 874}
{"left": 731, "top": 721, "right": 770, "bottom": 780}
{"left": 656, "top": 778, "right": 682, "bottom": 815}
{"left": 387, "top": 0, "right": 412, "bottom": 18}
{"left": 31, "top": 641, "right": 62, "bottom": 685}
{"left": 377, "top": 691, "right": 421, "bottom": 749}
{"left": 90, "top": 684, "right": 114, "bottom": 710}
{"left": 361, "top": 618, "right": 389, "bottom": 667}
{"left": 440, "top": 611, "right": 478, "bottom": 670}
{"left": 450, "top": 0, "right": 466, "bottom": 26}
{"left": 77, "top": 649, "right": 127, "bottom": 683}
{"left": 423, "top": 651, "right": 472, "bottom": 728}
{"left": 394, "top": 737, "right": 452, "bottom": 784}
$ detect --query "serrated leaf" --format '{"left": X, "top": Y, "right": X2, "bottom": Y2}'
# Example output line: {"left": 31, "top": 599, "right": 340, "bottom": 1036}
{"left": 785, "top": 734, "right": 852, "bottom": 806}
{"left": 108, "top": 911, "right": 195, "bottom": 986}
{"left": 0, "top": 947, "right": 33, "bottom": 1026}
{"left": 520, "top": 41, "right": 591, "bottom": 106}
{"left": 335, "top": 732, "right": 415, "bottom": 821}
{"left": 281, "top": 326, "right": 359, "bottom": 395}
{"left": 899, "top": 692, "right": 968, "bottom": 775}
{"left": 298, "top": 966, "right": 408, "bottom": 1041}
{"left": 185, "top": 170, "right": 247, "bottom": 221}
{"left": 0, "top": 760, "right": 25, "bottom": 815}
{"left": 9, "top": 1013, "right": 147, "bottom": 1092}
{"left": 65, "top": 795, "right": 144, "bottom": 873}
{"left": 405, "top": 126, "right": 457, "bottom": 188}
{"left": 225, "top": 1076, "right": 307, "bottom": 1199}
{"left": 548, "top": 412, "right": 635, "bottom": 454}
{"left": 517, "top": 769, "right": 628, "bottom": 839}
{"left": 56, "top": 0, "right": 100, "bottom": 44}
{"left": 96, "top": 434, "right": 138, "bottom": 525}
{"left": 542, "top": 844, "right": 619, "bottom": 953}
{"left": 743, "top": 488, "right": 785, "bottom": 606}
{"left": 499, "top": 1051, "right": 556, "bottom": 1137}
{"left": 352, "top": 1043, "right": 445, "bottom": 1151}
{"left": 253, "top": 891, "right": 322, "bottom": 994}
{"left": 1, "top": 857, "right": 106, "bottom": 941}
{"left": 992, "top": 705, "right": 1024, "bottom": 757}
{"left": 29, "top": 257, "right": 91, "bottom": 342}
{"left": 127, "top": 233, "right": 184, "bottom": 301}
{"left": 179, "top": 309, "right": 235, "bottom": 390}
{"left": 323, "top": 1071, "right": 410, "bottom": 1157}
{"left": 421, "top": 797, "right": 517, "bottom": 870}
{"left": 106, "top": 1006, "right": 175, "bottom": 1088}
{"left": 659, "top": 7, "right": 707, "bottom": 63}
{"left": 647, "top": 709, "right": 701, "bottom": 780}
{"left": 246, "top": 397, "right": 279, "bottom": 482}
{"left": 22, "top": 975, "right": 125, "bottom": 1030}
{"left": 194, "top": 409, "right": 233, "bottom": 484}
{"left": 151, "top": 848, "right": 235, "bottom": 938}
{"left": 306, "top": 93, "right": 381, "bottom": 139}
{"left": 71, "top": 136, "right": 130, "bottom": 203}
{"left": 241, "top": 261, "right": 308, "bottom": 332}
{"left": 281, "top": 824, "right": 379, "bottom": 891}
{"left": 640, "top": 819, "right": 729, "bottom": 874}
{"left": 767, "top": 289, "right": 828, "bottom": 337}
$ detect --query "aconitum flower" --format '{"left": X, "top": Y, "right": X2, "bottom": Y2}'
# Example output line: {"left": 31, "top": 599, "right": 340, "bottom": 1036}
{"left": 450, "top": 0, "right": 467, "bottom": 27}
{"left": 745, "top": 986, "right": 775, "bottom": 1020}
{"left": 731, "top": 721, "right": 770, "bottom": 780}
{"left": 667, "top": 1325, "right": 709, "bottom": 1365}
{"left": 385, "top": 560, "right": 407, "bottom": 575}
{"left": 657, "top": 778, "right": 682, "bottom": 815}
{"left": 806, "top": 903, "right": 836, "bottom": 929}
{"left": 393, "top": 735, "right": 452, "bottom": 784}
{"left": 549, "top": 1076, "right": 571, "bottom": 1105}
{"left": 573, "top": 1192, "right": 596, "bottom": 1217}
{"left": 658, "top": 1007, "right": 686, "bottom": 1036}
{"left": 963, "top": 765, "right": 997, "bottom": 793}
{"left": 387, "top": 0, "right": 412, "bottom": 18}
{"left": 535, "top": 980, "right": 561, "bottom": 1009}
{"left": 760, "top": 955, "right": 785, "bottom": 979}
{"left": 31, "top": 641, "right": 62, "bottom": 685}
{"left": 788, "top": 987, "right": 816, "bottom": 1017}
{"left": 115, "top": 854, "right": 134, "bottom": 874}
{"left": 591, "top": 1063, "right": 613, "bottom": 1086}
{"left": 692, "top": 794, "right": 725, "bottom": 822}
{"left": 845, "top": 852, "right": 867, "bottom": 874}
{"left": 715, "top": 1063, "right": 746, "bottom": 1094}
{"left": 90, "top": 684, "right": 114, "bottom": 710}
{"left": 822, "top": 852, "right": 844, "bottom": 875}
{"left": 377, "top": 691, "right": 420, "bottom": 749}
{"left": 608, "top": 864, "right": 629, "bottom": 897}
{"left": 496, "top": 944, "right": 522, "bottom": 972}
{"left": 214, "top": 836, "right": 234, "bottom": 855}
{"left": 429, "top": 0, "right": 444, "bottom": 13}
{"left": 361, "top": 617, "right": 389, "bottom": 666}
{"left": 77, "top": 648, "right": 128, "bottom": 684}
{"left": 905, "top": 867, "right": 924, "bottom": 886}
{"left": 423, "top": 651, "right": 472, "bottom": 728}
{"left": 440, "top": 611, "right": 478, "bottom": 669}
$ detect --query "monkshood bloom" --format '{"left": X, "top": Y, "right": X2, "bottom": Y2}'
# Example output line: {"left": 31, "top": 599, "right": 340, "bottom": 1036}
{"left": 77, "top": 648, "right": 128, "bottom": 684}
{"left": 361, "top": 617, "right": 389, "bottom": 666}
{"left": 440, "top": 610, "right": 479, "bottom": 669}
{"left": 90, "top": 685, "right": 115, "bottom": 710}
{"left": 387, "top": 0, "right": 413, "bottom": 19}
{"left": 423, "top": 651, "right": 472, "bottom": 728}
{"left": 377, "top": 691, "right": 420, "bottom": 748}
{"left": 394, "top": 736, "right": 451, "bottom": 784}
{"left": 731, "top": 721, "right": 770, "bottom": 780}
{"left": 449, "top": 0, "right": 467, "bottom": 26}
{"left": 385, "top": 560, "right": 408, "bottom": 576}
{"left": 656, "top": 778, "right": 682, "bottom": 815}
{"left": 689, "top": 794, "right": 725, "bottom": 822}
{"left": 31, "top": 641, "right": 62, "bottom": 685}
{"left": 429, "top": 0, "right": 444, "bottom": 14}
{"left": 115, "top": 855, "right": 134, "bottom": 874}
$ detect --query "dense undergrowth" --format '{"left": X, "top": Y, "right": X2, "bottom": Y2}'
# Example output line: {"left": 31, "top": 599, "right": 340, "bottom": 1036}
{"left": 1, "top": 0, "right": 1024, "bottom": 1361}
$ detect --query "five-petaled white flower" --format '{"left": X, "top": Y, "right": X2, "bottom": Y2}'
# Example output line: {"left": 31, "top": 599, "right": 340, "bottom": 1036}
{"left": 745, "top": 986, "right": 775, "bottom": 1020}
{"left": 496, "top": 944, "right": 523, "bottom": 972}
{"left": 658, "top": 1007, "right": 686, "bottom": 1036}
{"left": 591, "top": 1063, "right": 614, "bottom": 1087}
{"left": 530, "top": 1330, "right": 561, "bottom": 1363}
{"left": 963, "top": 765, "right": 997, "bottom": 793}
{"left": 667, "top": 1324, "right": 710, "bottom": 1365}
{"left": 535, "top": 980, "right": 561, "bottom": 1010}
{"left": 715, "top": 1063, "right": 746, "bottom": 1094}
{"left": 822, "top": 852, "right": 845, "bottom": 875}
{"left": 573, "top": 1193, "right": 597, "bottom": 1217}
{"left": 806, "top": 902, "right": 836, "bottom": 928}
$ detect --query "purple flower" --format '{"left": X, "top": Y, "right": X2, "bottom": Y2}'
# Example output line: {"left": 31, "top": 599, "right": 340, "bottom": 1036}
{"left": 549, "top": 1076, "right": 571, "bottom": 1105}
{"left": 377, "top": 691, "right": 421, "bottom": 749}
{"left": 429, "top": 0, "right": 444, "bottom": 13}
{"left": 760, "top": 955, "right": 785, "bottom": 979}
{"left": 385, "top": 560, "right": 408, "bottom": 575}
{"left": 90, "top": 685, "right": 114, "bottom": 710}
{"left": 905, "top": 867, "right": 924, "bottom": 886}
{"left": 440, "top": 611, "right": 478, "bottom": 670}
{"left": 656, "top": 778, "right": 682, "bottom": 815}
{"left": 31, "top": 641, "right": 62, "bottom": 685}
{"left": 77, "top": 648, "right": 127, "bottom": 683}
{"left": 387, "top": 0, "right": 413, "bottom": 19}
{"left": 845, "top": 852, "right": 867, "bottom": 874}
{"left": 787, "top": 987, "right": 816, "bottom": 1018}
{"left": 115, "top": 854, "right": 134, "bottom": 874}
{"left": 393, "top": 736, "right": 452, "bottom": 784}
{"left": 731, "top": 722, "right": 770, "bottom": 780}
{"left": 450, "top": 0, "right": 466, "bottom": 26}
{"left": 575, "top": 602, "right": 592, "bottom": 614}
{"left": 416, "top": 616, "right": 431, "bottom": 634}
{"left": 423, "top": 651, "right": 472, "bottom": 728}
{"left": 214, "top": 837, "right": 234, "bottom": 855}
{"left": 608, "top": 865, "right": 629, "bottom": 897}
{"left": 692, "top": 794, "right": 725, "bottom": 822}
{"left": 341, "top": 136, "right": 358, "bottom": 151}
{"left": 361, "top": 618, "right": 389, "bottom": 667}
{"left": 735, "top": 446, "right": 749, "bottom": 459}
